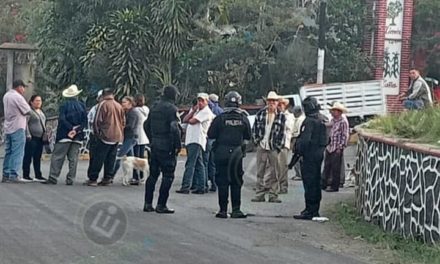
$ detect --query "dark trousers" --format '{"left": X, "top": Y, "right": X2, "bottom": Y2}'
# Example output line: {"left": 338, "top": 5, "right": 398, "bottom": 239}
{"left": 214, "top": 146, "right": 244, "bottom": 213}
{"left": 203, "top": 139, "right": 216, "bottom": 190}
{"left": 87, "top": 138, "right": 118, "bottom": 181}
{"left": 133, "top": 144, "right": 146, "bottom": 180}
{"left": 144, "top": 148, "right": 177, "bottom": 207}
{"left": 301, "top": 151, "right": 324, "bottom": 215}
{"left": 323, "top": 150, "right": 343, "bottom": 191}
{"left": 22, "top": 137, "right": 44, "bottom": 178}
{"left": 208, "top": 147, "right": 216, "bottom": 188}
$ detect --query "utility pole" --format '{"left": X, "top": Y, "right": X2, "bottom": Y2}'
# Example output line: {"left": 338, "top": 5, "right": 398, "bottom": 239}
{"left": 317, "top": 0, "right": 327, "bottom": 84}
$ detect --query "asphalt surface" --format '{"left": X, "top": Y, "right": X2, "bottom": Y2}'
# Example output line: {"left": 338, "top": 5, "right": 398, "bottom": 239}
{"left": 0, "top": 146, "right": 366, "bottom": 264}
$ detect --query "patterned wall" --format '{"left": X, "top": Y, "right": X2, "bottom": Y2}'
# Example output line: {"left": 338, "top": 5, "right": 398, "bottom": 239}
{"left": 354, "top": 134, "right": 440, "bottom": 244}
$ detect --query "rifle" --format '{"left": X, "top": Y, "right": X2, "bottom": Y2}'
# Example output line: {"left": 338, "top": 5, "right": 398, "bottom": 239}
{"left": 288, "top": 153, "right": 301, "bottom": 170}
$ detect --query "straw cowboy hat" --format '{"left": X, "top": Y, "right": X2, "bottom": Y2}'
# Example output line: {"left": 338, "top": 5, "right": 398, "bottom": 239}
{"left": 329, "top": 101, "right": 348, "bottom": 113}
{"left": 197, "top": 92, "right": 209, "bottom": 101}
{"left": 266, "top": 91, "right": 279, "bottom": 100}
{"left": 279, "top": 97, "right": 289, "bottom": 105}
{"left": 62, "top": 85, "right": 82, "bottom": 98}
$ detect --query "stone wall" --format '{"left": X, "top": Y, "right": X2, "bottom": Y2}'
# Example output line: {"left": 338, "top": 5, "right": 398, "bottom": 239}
{"left": 354, "top": 129, "right": 440, "bottom": 244}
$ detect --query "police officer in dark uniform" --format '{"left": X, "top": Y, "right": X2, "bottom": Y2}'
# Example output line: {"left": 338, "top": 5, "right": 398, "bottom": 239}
{"left": 143, "top": 85, "right": 181, "bottom": 214}
{"left": 293, "top": 96, "right": 327, "bottom": 220}
{"left": 207, "top": 91, "right": 251, "bottom": 219}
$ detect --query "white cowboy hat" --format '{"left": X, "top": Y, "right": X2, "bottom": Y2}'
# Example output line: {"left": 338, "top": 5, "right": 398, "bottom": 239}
{"left": 329, "top": 102, "right": 348, "bottom": 113}
{"left": 266, "top": 91, "right": 279, "bottom": 100}
{"left": 62, "top": 85, "right": 82, "bottom": 98}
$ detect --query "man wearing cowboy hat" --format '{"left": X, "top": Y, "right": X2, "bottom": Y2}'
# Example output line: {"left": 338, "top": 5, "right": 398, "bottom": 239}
{"left": 322, "top": 101, "right": 349, "bottom": 192}
{"left": 251, "top": 91, "right": 286, "bottom": 203}
{"left": 43, "top": 84, "right": 87, "bottom": 185}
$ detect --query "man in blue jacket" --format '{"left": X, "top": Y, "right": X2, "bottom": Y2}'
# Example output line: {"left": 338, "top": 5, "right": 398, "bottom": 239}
{"left": 43, "top": 85, "right": 87, "bottom": 185}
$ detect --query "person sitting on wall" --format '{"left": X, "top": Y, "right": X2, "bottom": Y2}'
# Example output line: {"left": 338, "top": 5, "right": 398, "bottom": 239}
{"left": 398, "top": 69, "right": 433, "bottom": 110}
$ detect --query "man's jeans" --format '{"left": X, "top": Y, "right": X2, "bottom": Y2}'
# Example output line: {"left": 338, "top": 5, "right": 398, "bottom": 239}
{"left": 181, "top": 143, "right": 206, "bottom": 192}
{"left": 3, "top": 129, "right": 26, "bottom": 179}
{"left": 111, "top": 138, "right": 137, "bottom": 178}
{"left": 403, "top": 99, "right": 424, "bottom": 110}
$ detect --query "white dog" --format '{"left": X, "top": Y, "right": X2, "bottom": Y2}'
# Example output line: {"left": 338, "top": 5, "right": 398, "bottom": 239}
{"left": 119, "top": 156, "right": 150, "bottom": 186}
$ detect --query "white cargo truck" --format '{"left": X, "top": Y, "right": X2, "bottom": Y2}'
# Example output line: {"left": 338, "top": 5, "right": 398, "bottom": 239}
{"left": 298, "top": 80, "right": 387, "bottom": 126}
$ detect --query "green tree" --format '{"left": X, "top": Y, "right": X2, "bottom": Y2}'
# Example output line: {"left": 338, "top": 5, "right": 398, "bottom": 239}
{"left": 150, "top": 0, "right": 191, "bottom": 87}
{"left": 82, "top": 8, "right": 153, "bottom": 97}
{"left": 324, "top": 0, "right": 373, "bottom": 82}
{"left": 412, "top": 0, "right": 440, "bottom": 79}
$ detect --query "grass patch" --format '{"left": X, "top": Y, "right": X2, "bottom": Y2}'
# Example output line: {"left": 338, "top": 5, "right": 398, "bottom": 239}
{"left": 365, "top": 107, "right": 440, "bottom": 145}
{"left": 329, "top": 201, "right": 440, "bottom": 264}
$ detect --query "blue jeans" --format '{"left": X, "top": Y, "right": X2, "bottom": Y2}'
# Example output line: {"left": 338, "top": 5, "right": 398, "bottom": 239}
{"left": 3, "top": 129, "right": 26, "bottom": 179}
{"left": 111, "top": 138, "right": 137, "bottom": 178}
{"left": 181, "top": 143, "right": 206, "bottom": 191}
{"left": 403, "top": 99, "right": 424, "bottom": 110}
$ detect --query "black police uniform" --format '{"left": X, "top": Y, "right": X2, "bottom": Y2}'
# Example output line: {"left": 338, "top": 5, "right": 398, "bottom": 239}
{"left": 294, "top": 97, "right": 327, "bottom": 219}
{"left": 143, "top": 86, "right": 181, "bottom": 214}
{"left": 207, "top": 105, "right": 251, "bottom": 218}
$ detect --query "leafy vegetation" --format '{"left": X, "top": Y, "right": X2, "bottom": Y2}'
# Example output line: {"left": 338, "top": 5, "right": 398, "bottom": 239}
{"left": 413, "top": 0, "right": 440, "bottom": 79}
{"left": 330, "top": 201, "right": 440, "bottom": 264}
{"left": 82, "top": 7, "right": 152, "bottom": 97}
{"left": 365, "top": 107, "right": 440, "bottom": 145}
{"left": 3, "top": 0, "right": 373, "bottom": 106}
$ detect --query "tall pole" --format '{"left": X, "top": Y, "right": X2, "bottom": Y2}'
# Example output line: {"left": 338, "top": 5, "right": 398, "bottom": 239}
{"left": 6, "top": 51, "right": 14, "bottom": 90}
{"left": 317, "top": 0, "right": 327, "bottom": 84}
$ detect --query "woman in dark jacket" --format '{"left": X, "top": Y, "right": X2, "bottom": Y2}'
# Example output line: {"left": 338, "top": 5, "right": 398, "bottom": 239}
{"left": 110, "top": 96, "right": 139, "bottom": 180}
{"left": 22, "top": 95, "right": 47, "bottom": 182}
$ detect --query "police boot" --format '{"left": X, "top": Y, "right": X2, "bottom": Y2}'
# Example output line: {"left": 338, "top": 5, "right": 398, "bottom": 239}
{"left": 155, "top": 205, "right": 175, "bottom": 214}
{"left": 157, "top": 174, "right": 174, "bottom": 206}
{"left": 215, "top": 211, "right": 228, "bottom": 219}
{"left": 217, "top": 185, "right": 229, "bottom": 218}
{"left": 231, "top": 186, "right": 247, "bottom": 218}
{"left": 143, "top": 204, "right": 155, "bottom": 212}
{"left": 231, "top": 209, "right": 247, "bottom": 219}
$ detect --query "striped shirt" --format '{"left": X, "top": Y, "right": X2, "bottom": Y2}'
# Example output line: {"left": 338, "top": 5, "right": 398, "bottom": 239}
{"left": 326, "top": 116, "right": 349, "bottom": 153}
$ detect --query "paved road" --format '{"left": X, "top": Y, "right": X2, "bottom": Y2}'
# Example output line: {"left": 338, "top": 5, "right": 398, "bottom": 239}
{"left": 0, "top": 147, "right": 365, "bottom": 264}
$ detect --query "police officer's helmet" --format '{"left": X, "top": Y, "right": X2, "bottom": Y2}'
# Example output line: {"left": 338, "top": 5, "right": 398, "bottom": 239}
{"left": 302, "top": 96, "right": 321, "bottom": 115}
{"left": 225, "top": 91, "right": 242, "bottom": 107}
{"left": 163, "top": 85, "right": 180, "bottom": 101}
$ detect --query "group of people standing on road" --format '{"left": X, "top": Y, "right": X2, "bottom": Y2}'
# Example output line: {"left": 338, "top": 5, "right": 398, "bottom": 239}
{"left": 2, "top": 79, "right": 350, "bottom": 220}
{"left": 1, "top": 82, "right": 151, "bottom": 188}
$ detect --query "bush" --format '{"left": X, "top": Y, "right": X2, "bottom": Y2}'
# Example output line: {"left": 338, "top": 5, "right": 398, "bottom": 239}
{"left": 365, "top": 107, "right": 440, "bottom": 144}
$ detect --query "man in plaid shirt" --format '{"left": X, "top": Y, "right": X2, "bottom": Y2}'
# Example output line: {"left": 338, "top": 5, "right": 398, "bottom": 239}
{"left": 251, "top": 91, "right": 286, "bottom": 203}
{"left": 322, "top": 102, "right": 349, "bottom": 192}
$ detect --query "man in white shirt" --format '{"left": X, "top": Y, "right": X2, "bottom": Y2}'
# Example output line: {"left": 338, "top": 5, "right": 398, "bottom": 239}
{"left": 277, "top": 98, "right": 294, "bottom": 194}
{"left": 176, "top": 93, "right": 215, "bottom": 194}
